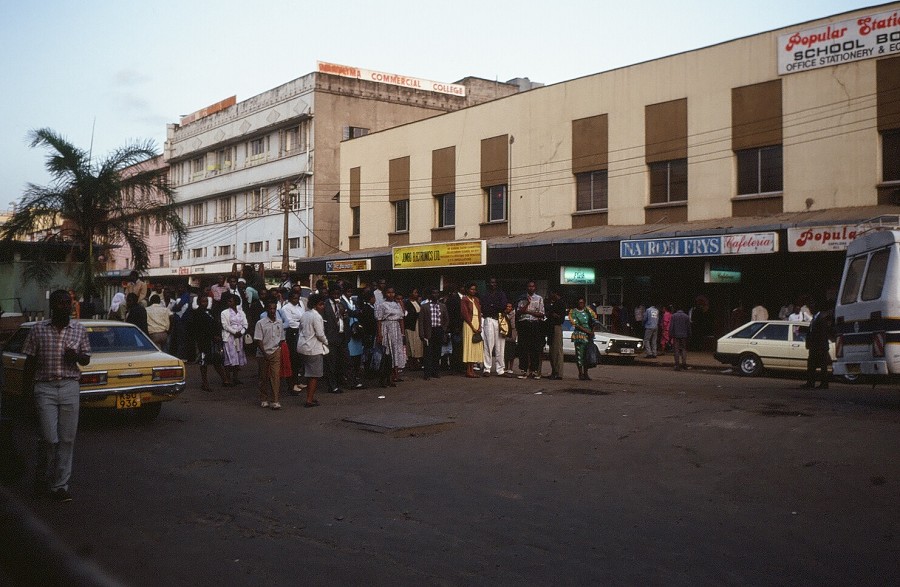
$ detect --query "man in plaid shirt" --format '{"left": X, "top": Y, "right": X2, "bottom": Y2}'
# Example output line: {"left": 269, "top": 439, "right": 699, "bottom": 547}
{"left": 23, "top": 289, "right": 91, "bottom": 502}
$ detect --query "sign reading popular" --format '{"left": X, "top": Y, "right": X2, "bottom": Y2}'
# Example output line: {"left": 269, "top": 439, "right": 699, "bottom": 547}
{"left": 787, "top": 225, "right": 860, "bottom": 252}
{"left": 778, "top": 8, "right": 900, "bottom": 75}
{"left": 393, "top": 241, "right": 486, "bottom": 270}
{"left": 620, "top": 233, "right": 778, "bottom": 259}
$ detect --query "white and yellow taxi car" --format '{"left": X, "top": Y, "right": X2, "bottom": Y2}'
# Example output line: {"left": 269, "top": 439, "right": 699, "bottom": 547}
{"left": 2, "top": 320, "right": 186, "bottom": 420}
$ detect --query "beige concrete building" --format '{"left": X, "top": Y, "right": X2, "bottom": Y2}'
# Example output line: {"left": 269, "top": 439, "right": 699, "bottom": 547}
{"left": 309, "top": 3, "right": 900, "bottom": 338}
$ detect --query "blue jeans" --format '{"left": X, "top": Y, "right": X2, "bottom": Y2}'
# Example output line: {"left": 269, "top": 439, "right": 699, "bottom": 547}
{"left": 34, "top": 379, "right": 80, "bottom": 491}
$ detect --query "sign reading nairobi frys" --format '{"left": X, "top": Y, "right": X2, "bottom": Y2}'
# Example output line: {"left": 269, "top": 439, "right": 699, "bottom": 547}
{"left": 620, "top": 233, "right": 778, "bottom": 259}
{"left": 778, "top": 8, "right": 900, "bottom": 75}
{"left": 317, "top": 61, "right": 466, "bottom": 97}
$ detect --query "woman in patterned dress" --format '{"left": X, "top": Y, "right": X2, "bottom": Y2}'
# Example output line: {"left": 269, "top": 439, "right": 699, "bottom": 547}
{"left": 569, "top": 296, "right": 598, "bottom": 380}
{"left": 375, "top": 286, "right": 407, "bottom": 387}
{"left": 220, "top": 293, "right": 248, "bottom": 385}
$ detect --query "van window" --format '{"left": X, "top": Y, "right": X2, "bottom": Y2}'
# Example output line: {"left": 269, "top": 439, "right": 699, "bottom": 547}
{"left": 840, "top": 256, "right": 867, "bottom": 304}
{"left": 861, "top": 248, "right": 890, "bottom": 301}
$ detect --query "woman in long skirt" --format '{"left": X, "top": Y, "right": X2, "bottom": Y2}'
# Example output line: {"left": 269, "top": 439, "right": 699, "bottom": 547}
{"left": 569, "top": 297, "right": 598, "bottom": 380}
{"left": 220, "top": 293, "right": 248, "bottom": 385}
{"left": 461, "top": 283, "right": 484, "bottom": 378}
{"left": 404, "top": 288, "right": 424, "bottom": 370}
{"left": 375, "top": 286, "right": 407, "bottom": 387}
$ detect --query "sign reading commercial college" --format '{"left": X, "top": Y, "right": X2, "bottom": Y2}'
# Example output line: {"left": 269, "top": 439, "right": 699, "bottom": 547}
{"left": 778, "top": 8, "right": 900, "bottom": 75}
{"left": 620, "top": 233, "right": 778, "bottom": 259}
{"left": 393, "top": 241, "right": 486, "bottom": 270}
{"left": 317, "top": 61, "right": 467, "bottom": 97}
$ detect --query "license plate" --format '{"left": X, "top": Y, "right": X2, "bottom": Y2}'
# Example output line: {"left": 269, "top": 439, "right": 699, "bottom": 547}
{"left": 620, "top": 348, "right": 635, "bottom": 354}
{"left": 846, "top": 364, "right": 861, "bottom": 374}
{"left": 117, "top": 393, "right": 142, "bottom": 409}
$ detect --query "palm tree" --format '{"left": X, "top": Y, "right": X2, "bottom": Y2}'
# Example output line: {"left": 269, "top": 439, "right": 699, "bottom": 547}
{"left": 0, "top": 128, "right": 186, "bottom": 298}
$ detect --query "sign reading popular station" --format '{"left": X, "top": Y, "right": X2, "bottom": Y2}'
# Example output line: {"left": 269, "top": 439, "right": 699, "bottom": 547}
{"left": 317, "top": 61, "right": 467, "bottom": 97}
{"left": 393, "top": 241, "right": 486, "bottom": 270}
{"left": 778, "top": 7, "right": 900, "bottom": 75}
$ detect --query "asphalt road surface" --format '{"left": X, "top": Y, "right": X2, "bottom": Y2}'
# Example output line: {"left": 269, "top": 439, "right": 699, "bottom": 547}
{"left": 3, "top": 359, "right": 899, "bottom": 586}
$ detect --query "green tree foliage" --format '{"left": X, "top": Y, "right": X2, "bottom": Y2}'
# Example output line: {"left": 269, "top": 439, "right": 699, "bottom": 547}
{"left": 0, "top": 128, "right": 186, "bottom": 297}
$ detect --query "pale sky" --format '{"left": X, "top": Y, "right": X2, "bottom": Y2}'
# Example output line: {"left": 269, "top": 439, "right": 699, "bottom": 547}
{"left": 0, "top": 0, "right": 880, "bottom": 208}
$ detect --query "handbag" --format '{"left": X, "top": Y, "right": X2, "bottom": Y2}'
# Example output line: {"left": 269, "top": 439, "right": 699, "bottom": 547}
{"left": 472, "top": 331, "right": 483, "bottom": 344}
{"left": 243, "top": 332, "right": 254, "bottom": 345}
{"left": 370, "top": 343, "right": 385, "bottom": 371}
{"left": 498, "top": 314, "right": 510, "bottom": 338}
{"left": 585, "top": 342, "right": 600, "bottom": 369}
{"left": 209, "top": 340, "right": 225, "bottom": 365}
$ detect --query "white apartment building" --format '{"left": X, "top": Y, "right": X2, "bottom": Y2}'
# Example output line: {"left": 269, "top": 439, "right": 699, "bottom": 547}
{"left": 163, "top": 65, "right": 519, "bottom": 282}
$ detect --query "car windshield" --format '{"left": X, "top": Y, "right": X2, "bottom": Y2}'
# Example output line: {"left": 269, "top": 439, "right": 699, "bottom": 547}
{"left": 86, "top": 325, "right": 157, "bottom": 353}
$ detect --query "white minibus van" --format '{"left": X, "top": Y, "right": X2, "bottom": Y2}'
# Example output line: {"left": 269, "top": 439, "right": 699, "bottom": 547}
{"left": 833, "top": 228, "right": 900, "bottom": 383}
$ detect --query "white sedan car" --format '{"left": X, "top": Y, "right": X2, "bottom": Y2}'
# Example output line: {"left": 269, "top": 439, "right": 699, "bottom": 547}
{"left": 714, "top": 320, "right": 852, "bottom": 380}
{"left": 554, "top": 317, "right": 644, "bottom": 361}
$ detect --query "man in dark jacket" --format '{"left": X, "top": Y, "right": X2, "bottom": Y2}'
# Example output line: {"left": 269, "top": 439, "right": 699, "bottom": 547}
{"left": 803, "top": 304, "right": 834, "bottom": 389}
{"left": 323, "top": 286, "right": 348, "bottom": 393}
{"left": 419, "top": 288, "right": 449, "bottom": 380}
{"left": 669, "top": 307, "right": 691, "bottom": 370}
{"left": 125, "top": 293, "right": 148, "bottom": 335}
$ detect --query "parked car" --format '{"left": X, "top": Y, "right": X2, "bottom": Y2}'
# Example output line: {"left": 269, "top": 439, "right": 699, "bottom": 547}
{"left": 714, "top": 320, "right": 853, "bottom": 381}
{"left": 2, "top": 320, "right": 186, "bottom": 420}
{"left": 554, "top": 317, "right": 644, "bottom": 361}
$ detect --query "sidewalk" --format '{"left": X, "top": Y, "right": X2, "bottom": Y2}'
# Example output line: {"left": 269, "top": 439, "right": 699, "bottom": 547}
{"left": 632, "top": 350, "right": 722, "bottom": 370}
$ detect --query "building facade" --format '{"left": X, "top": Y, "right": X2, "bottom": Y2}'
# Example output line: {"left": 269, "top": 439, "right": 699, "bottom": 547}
{"left": 163, "top": 66, "right": 518, "bottom": 283}
{"left": 308, "top": 4, "right": 900, "bottom": 341}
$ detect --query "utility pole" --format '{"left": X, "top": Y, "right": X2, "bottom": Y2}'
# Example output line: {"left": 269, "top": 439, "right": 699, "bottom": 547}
{"left": 281, "top": 181, "right": 292, "bottom": 272}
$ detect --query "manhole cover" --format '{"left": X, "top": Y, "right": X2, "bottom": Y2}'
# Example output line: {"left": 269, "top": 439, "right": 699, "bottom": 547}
{"left": 561, "top": 388, "right": 611, "bottom": 396}
{"left": 343, "top": 412, "right": 455, "bottom": 436}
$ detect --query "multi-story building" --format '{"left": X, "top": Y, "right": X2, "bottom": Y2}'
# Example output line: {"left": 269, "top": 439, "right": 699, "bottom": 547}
{"left": 163, "top": 64, "right": 519, "bottom": 283}
{"left": 306, "top": 3, "right": 900, "bottom": 338}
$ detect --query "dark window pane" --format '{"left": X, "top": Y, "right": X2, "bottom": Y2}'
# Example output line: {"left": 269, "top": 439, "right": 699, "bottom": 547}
{"left": 884, "top": 130, "right": 900, "bottom": 182}
{"left": 840, "top": 256, "right": 867, "bottom": 304}
{"left": 736, "top": 149, "right": 759, "bottom": 195}
{"left": 576, "top": 173, "right": 593, "bottom": 211}
{"left": 754, "top": 323, "right": 789, "bottom": 341}
{"left": 648, "top": 163, "right": 668, "bottom": 204}
{"left": 351, "top": 206, "right": 360, "bottom": 235}
{"left": 395, "top": 200, "right": 408, "bottom": 232}
{"left": 669, "top": 159, "right": 688, "bottom": 201}
{"left": 862, "top": 249, "right": 890, "bottom": 301}
{"left": 438, "top": 193, "right": 455, "bottom": 227}
{"left": 487, "top": 185, "right": 506, "bottom": 222}
{"left": 759, "top": 146, "right": 783, "bottom": 193}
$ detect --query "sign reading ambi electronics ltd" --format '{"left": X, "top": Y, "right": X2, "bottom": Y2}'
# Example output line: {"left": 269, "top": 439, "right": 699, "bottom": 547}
{"left": 620, "top": 233, "right": 778, "bottom": 259}
{"left": 778, "top": 8, "right": 900, "bottom": 75}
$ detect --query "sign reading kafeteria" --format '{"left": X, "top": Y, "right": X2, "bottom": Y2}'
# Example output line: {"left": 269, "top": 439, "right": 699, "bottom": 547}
{"left": 393, "top": 241, "right": 486, "bottom": 270}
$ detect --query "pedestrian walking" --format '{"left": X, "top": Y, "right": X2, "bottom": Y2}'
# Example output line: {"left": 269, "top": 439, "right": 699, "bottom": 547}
{"left": 669, "top": 307, "right": 691, "bottom": 370}
{"left": 803, "top": 303, "right": 834, "bottom": 389}
{"left": 191, "top": 294, "right": 227, "bottom": 390}
{"left": 255, "top": 300, "right": 285, "bottom": 409}
{"left": 643, "top": 303, "right": 659, "bottom": 358}
{"left": 480, "top": 277, "right": 508, "bottom": 376}
{"left": 569, "top": 297, "right": 597, "bottom": 380}
{"left": 220, "top": 293, "right": 248, "bottom": 385}
{"left": 298, "top": 294, "right": 328, "bottom": 407}
{"left": 516, "top": 280, "right": 545, "bottom": 379}
{"left": 375, "top": 286, "right": 407, "bottom": 387}
{"left": 419, "top": 288, "right": 448, "bottom": 380}
{"left": 461, "top": 283, "right": 484, "bottom": 378}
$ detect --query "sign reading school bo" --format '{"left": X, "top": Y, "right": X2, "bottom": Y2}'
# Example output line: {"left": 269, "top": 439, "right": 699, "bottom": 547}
{"left": 620, "top": 233, "right": 778, "bottom": 259}
{"left": 778, "top": 8, "right": 900, "bottom": 75}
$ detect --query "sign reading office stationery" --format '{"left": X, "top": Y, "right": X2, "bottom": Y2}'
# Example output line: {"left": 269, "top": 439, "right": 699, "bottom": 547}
{"left": 392, "top": 241, "right": 487, "bottom": 270}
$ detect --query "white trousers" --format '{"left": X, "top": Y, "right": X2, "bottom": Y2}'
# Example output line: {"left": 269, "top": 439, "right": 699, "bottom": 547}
{"left": 481, "top": 317, "right": 505, "bottom": 374}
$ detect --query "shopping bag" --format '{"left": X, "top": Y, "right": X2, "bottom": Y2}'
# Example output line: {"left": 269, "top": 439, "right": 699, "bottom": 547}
{"left": 585, "top": 342, "right": 600, "bottom": 369}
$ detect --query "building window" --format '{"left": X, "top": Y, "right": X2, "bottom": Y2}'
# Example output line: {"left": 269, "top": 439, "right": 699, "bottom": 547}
{"left": 250, "top": 137, "right": 267, "bottom": 157}
{"left": 575, "top": 171, "right": 608, "bottom": 211}
{"left": 216, "top": 197, "right": 233, "bottom": 222}
{"left": 486, "top": 185, "right": 507, "bottom": 222}
{"left": 351, "top": 206, "right": 360, "bottom": 236}
{"left": 648, "top": 159, "right": 687, "bottom": 204}
{"left": 190, "top": 202, "right": 205, "bottom": 226}
{"left": 190, "top": 248, "right": 204, "bottom": 259}
{"left": 216, "top": 245, "right": 230, "bottom": 256}
{"left": 158, "top": 254, "right": 164, "bottom": 267}
{"left": 283, "top": 123, "right": 308, "bottom": 154}
{"left": 289, "top": 237, "right": 302, "bottom": 250}
{"left": 884, "top": 129, "right": 900, "bottom": 182}
{"left": 154, "top": 218, "right": 167, "bottom": 235}
{"left": 394, "top": 200, "right": 409, "bottom": 233}
{"left": 140, "top": 216, "right": 151, "bottom": 236}
{"left": 215, "top": 148, "right": 233, "bottom": 172}
{"left": 436, "top": 193, "right": 455, "bottom": 227}
{"left": 249, "top": 241, "right": 263, "bottom": 253}
{"left": 191, "top": 156, "right": 205, "bottom": 175}
{"left": 343, "top": 126, "right": 369, "bottom": 140}
{"left": 171, "top": 250, "right": 183, "bottom": 261}
{"left": 289, "top": 180, "right": 307, "bottom": 211}
{"left": 736, "top": 146, "right": 783, "bottom": 195}
{"left": 247, "top": 188, "right": 266, "bottom": 216}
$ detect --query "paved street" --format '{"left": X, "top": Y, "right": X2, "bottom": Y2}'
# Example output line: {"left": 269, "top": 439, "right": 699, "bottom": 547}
{"left": 3, "top": 357, "right": 900, "bottom": 586}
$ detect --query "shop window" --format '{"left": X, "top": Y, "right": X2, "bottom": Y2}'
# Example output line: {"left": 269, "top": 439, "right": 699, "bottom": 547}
{"left": 649, "top": 159, "right": 687, "bottom": 204}
{"left": 736, "top": 146, "right": 783, "bottom": 195}
{"left": 576, "top": 170, "right": 608, "bottom": 211}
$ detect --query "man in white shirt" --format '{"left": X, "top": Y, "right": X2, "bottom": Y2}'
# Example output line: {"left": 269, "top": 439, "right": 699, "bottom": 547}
{"left": 281, "top": 291, "right": 307, "bottom": 393}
